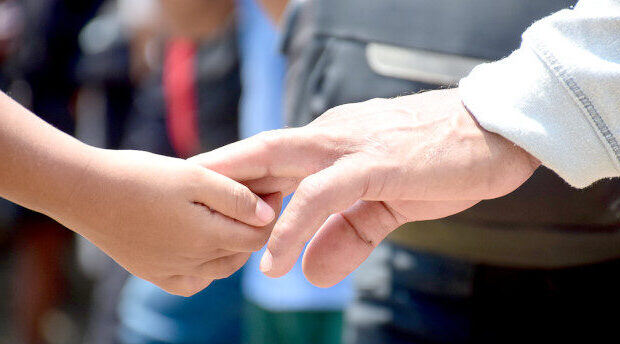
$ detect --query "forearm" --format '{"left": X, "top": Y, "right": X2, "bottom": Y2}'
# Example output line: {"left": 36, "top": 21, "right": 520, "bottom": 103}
{"left": 0, "top": 91, "right": 94, "bottom": 218}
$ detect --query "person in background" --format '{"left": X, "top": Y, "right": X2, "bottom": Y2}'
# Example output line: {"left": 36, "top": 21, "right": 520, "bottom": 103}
{"left": 236, "top": 1, "right": 351, "bottom": 343}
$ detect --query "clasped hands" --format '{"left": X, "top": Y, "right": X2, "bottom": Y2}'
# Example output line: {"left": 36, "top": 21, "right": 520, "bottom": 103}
{"left": 80, "top": 89, "right": 538, "bottom": 297}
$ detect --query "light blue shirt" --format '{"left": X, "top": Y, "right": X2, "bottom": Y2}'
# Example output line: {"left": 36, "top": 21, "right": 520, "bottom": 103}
{"left": 237, "top": 0, "right": 352, "bottom": 311}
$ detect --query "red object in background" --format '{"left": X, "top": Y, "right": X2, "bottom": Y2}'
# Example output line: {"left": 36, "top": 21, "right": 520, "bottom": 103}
{"left": 164, "top": 39, "right": 200, "bottom": 158}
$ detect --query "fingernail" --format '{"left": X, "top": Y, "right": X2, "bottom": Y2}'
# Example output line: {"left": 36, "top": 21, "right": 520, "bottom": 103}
{"left": 255, "top": 198, "right": 275, "bottom": 223}
{"left": 260, "top": 250, "right": 273, "bottom": 273}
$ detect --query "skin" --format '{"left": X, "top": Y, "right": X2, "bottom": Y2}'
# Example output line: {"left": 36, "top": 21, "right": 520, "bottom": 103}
{"left": 0, "top": 91, "right": 279, "bottom": 297}
{"left": 191, "top": 88, "right": 541, "bottom": 288}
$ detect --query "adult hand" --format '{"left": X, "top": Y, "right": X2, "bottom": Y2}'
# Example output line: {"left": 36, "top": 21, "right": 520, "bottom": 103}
{"left": 191, "top": 89, "right": 540, "bottom": 287}
{"left": 54, "top": 149, "right": 280, "bottom": 297}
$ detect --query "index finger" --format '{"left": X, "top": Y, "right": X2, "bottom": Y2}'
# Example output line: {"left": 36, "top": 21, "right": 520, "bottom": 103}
{"left": 259, "top": 162, "right": 368, "bottom": 278}
{"left": 302, "top": 199, "right": 478, "bottom": 288}
{"left": 188, "top": 128, "right": 331, "bottom": 181}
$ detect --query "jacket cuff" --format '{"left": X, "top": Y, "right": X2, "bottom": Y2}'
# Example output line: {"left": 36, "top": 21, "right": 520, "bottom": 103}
{"left": 459, "top": 45, "right": 618, "bottom": 188}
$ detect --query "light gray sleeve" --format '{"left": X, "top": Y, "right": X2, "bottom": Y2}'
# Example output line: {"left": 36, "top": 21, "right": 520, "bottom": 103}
{"left": 459, "top": 0, "right": 620, "bottom": 188}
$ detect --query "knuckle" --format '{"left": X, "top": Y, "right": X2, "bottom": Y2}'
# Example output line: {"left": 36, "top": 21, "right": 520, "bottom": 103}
{"left": 326, "top": 104, "right": 348, "bottom": 115}
{"left": 215, "top": 271, "right": 234, "bottom": 280}
{"left": 297, "top": 177, "right": 322, "bottom": 199}
{"left": 179, "top": 281, "right": 203, "bottom": 297}
{"left": 177, "top": 289, "right": 196, "bottom": 298}
{"left": 256, "top": 129, "right": 285, "bottom": 151}
{"left": 216, "top": 264, "right": 237, "bottom": 279}
{"left": 203, "top": 258, "right": 239, "bottom": 280}
{"left": 164, "top": 285, "right": 193, "bottom": 297}
{"left": 317, "top": 105, "right": 348, "bottom": 122}
{"left": 155, "top": 276, "right": 203, "bottom": 297}
{"left": 187, "top": 164, "right": 205, "bottom": 182}
{"left": 364, "top": 97, "right": 387, "bottom": 106}
{"left": 185, "top": 165, "right": 208, "bottom": 193}
{"left": 322, "top": 101, "right": 370, "bottom": 119}
{"left": 296, "top": 177, "right": 327, "bottom": 207}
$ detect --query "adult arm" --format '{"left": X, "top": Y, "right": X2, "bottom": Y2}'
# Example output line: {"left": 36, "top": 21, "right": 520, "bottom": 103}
{"left": 0, "top": 91, "right": 277, "bottom": 296}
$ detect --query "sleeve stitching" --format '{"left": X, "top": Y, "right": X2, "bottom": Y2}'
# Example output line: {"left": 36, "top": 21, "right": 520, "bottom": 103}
{"left": 524, "top": 38, "right": 620, "bottom": 172}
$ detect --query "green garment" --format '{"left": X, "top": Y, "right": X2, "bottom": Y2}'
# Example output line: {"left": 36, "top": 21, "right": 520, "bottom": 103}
{"left": 243, "top": 301, "right": 343, "bottom": 344}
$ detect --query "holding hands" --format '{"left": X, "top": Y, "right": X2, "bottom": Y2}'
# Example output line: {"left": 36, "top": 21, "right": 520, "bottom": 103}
{"left": 0, "top": 88, "right": 538, "bottom": 295}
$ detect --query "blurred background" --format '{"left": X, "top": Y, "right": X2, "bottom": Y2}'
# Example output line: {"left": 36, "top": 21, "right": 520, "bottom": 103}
{"left": 0, "top": 0, "right": 617, "bottom": 343}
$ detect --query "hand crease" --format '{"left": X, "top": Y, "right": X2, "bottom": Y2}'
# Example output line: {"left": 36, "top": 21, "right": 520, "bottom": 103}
{"left": 339, "top": 212, "right": 375, "bottom": 248}
{"left": 380, "top": 201, "right": 408, "bottom": 224}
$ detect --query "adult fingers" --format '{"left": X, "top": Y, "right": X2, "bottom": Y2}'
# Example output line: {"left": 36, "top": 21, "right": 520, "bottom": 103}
{"left": 302, "top": 199, "right": 477, "bottom": 287}
{"left": 189, "top": 128, "right": 335, "bottom": 182}
{"left": 259, "top": 162, "right": 368, "bottom": 278}
{"left": 301, "top": 200, "right": 402, "bottom": 288}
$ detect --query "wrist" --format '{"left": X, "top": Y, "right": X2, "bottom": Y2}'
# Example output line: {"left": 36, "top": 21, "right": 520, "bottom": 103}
{"left": 459, "top": 96, "right": 540, "bottom": 198}
{"left": 42, "top": 144, "right": 106, "bottom": 228}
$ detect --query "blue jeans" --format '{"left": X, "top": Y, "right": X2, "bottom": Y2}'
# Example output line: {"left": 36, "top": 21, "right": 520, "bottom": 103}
{"left": 117, "top": 271, "right": 243, "bottom": 344}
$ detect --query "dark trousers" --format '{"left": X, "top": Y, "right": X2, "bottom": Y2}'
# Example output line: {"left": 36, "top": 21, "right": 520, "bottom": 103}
{"left": 344, "top": 242, "right": 620, "bottom": 344}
